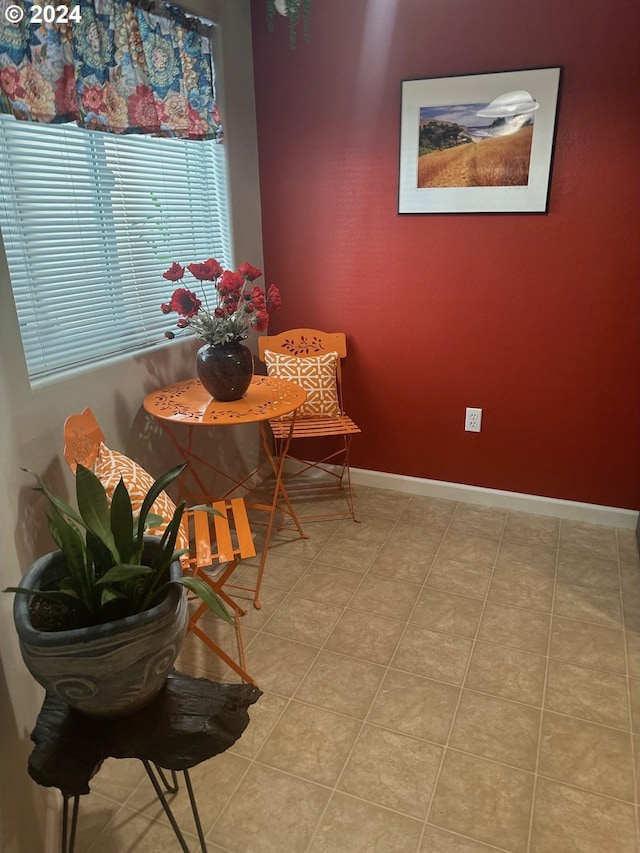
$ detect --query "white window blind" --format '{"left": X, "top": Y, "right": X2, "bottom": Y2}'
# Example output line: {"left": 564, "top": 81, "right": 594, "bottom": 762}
{"left": 0, "top": 114, "right": 232, "bottom": 381}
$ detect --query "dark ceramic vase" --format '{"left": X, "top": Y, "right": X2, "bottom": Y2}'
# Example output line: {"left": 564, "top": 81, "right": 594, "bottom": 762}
{"left": 196, "top": 341, "right": 253, "bottom": 402}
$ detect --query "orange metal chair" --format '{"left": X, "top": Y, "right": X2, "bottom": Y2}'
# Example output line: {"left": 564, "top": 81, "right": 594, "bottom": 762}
{"left": 63, "top": 408, "right": 257, "bottom": 685}
{"left": 258, "top": 329, "right": 361, "bottom": 523}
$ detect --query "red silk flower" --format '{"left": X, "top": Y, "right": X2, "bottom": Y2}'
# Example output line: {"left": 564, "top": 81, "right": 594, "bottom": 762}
{"left": 238, "top": 262, "right": 262, "bottom": 281}
{"left": 249, "top": 285, "right": 265, "bottom": 310}
{"left": 187, "top": 258, "right": 223, "bottom": 281}
{"left": 162, "top": 262, "right": 185, "bottom": 282}
{"left": 250, "top": 310, "right": 269, "bottom": 332}
{"left": 169, "top": 288, "right": 201, "bottom": 317}
{"left": 217, "top": 270, "right": 244, "bottom": 296}
{"left": 267, "top": 283, "right": 282, "bottom": 311}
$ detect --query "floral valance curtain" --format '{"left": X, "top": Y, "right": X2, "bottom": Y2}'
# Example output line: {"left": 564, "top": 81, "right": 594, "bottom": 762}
{"left": 0, "top": 0, "right": 222, "bottom": 140}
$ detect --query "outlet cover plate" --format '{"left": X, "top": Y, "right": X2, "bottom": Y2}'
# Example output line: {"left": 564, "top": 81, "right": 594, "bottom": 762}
{"left": 465, "top": 407, "right": 482, "bottom": 432}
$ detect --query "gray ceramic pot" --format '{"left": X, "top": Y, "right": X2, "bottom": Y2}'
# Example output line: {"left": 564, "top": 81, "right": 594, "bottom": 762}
{"left": 13, "top": 542, "right": 188, "bottom": 718}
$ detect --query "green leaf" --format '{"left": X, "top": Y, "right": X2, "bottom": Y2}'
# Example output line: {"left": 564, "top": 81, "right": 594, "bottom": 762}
{"left": 110, "top": 478, "right": 134, "bottom": 561}
{"left": 135, "top": 502, "right": 186, "bottom": 610}
{"left": 152, "top": 503, "right": 186, "bottom": 576}
{"left": 22, "top": 467, "right": 85, "bottom": 528}
{"left": 100, "top": 587, "right": 122, "bottom": 606}
{"left": 86, "top": 532, "right": 113, "bottom": 575}
{"left": 136, "top": 462, "right": 187, "bottom": 542}
{"left": 96, "top": 564, "right": 153, "bottom": 585}
{"left": 46, "top": 504, "right": 87, "bottom": 583}
{"left": 188, "top": 504, "right": 223, "bottom": 518}
{"left": 57, "top": 578, "right": 82, "bottom": 599}
{"left": 4, "top": 586, "right": 81, "bottom": 606}
{"left": 75, "top": 464, "right": 119, "bottom": 560}
{"left": 143, "top": 512, "right": 164, "bottom": 530}
{"left": 173, "top": 576, "right": 233, "bottom": 623}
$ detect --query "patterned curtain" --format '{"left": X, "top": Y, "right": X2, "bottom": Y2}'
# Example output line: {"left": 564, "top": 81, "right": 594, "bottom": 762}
{"left": 0, "top": 0, "right": 222, "bottom": 140}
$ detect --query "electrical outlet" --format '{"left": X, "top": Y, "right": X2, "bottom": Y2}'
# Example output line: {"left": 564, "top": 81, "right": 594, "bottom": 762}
{"left": 465, "top": 407, "right": 482, "bottom": 432}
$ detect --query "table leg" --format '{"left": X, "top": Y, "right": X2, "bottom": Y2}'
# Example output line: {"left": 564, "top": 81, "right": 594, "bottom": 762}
{"left": 260, "top": 420, "right": 307, "bottom": 535}
{"left": 155, "top": 422, "right": 213, "bottom": 504}
{"left": 155, "top": 421, "right": 266, "bottom": 503}
{"left": 61, "top": 795, "right": 79, "bottom": 853}
{"left": 184, "top": 769, "right": 208, "bottom": 851}
{"left": 142, "top": 760, "right": 208, "bottom": 852}
{"left": 251, "top": 419, "right": 308, "bottom": 609}
{"left": 152, "top": 413, "right": 308, "bottom": 612}
{"left": 153, "top": 766, "right": 179, "bottom": 794}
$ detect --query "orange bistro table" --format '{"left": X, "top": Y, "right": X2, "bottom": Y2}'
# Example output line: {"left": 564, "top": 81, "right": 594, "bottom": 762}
{"left": 143, "top": 375, "right": 309, "bottom": 609}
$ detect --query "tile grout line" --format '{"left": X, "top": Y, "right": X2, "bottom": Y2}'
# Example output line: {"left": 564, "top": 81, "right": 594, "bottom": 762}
{"left": 84, "top": 797, "right": 203, "bottom": 852}
{"left": 190, "top": 506, "right": 352, "bottom": 850}
{"left": 296, "top": 494, "right": 465, "bottom": 853}
{"left": 417, "top": 505, "right": 508, "bottom": 852}
{"left": 214, "top": 485, "right": 384, "bottom": 853}
{"left": 300, "top": 493, "right": 433, "bottom": 852}
{"left": 617, "top": 527, "right": 640, "bottom": 851}
{"left": 524, "top": 515, "right": 561, "bottom": 853}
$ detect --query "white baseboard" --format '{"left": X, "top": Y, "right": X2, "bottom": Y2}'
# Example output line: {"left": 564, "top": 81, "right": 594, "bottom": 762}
{"left": 346, "top": 467, "right": 638, "bottom": 530}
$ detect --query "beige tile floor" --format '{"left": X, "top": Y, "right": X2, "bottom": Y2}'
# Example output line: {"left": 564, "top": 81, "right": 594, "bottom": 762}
{"left": 73, "top": 485, "right": 640, "bottom": 853}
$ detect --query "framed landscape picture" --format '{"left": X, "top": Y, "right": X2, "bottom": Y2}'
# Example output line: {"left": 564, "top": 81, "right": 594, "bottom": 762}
{"left": 398, "top": 67, "right": 562, "bottom": 214}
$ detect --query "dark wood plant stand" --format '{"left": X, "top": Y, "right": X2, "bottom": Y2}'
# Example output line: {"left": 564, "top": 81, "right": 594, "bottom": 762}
{"left": 27, "top": 671, "right": 262, "bottom": 853}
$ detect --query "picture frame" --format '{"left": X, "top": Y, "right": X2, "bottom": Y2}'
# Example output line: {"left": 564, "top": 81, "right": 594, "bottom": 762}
{"left": 398, "top": 67, "right": 562, "bottom": 214}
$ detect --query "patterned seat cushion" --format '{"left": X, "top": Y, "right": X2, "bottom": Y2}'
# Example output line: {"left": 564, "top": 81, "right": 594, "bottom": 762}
{"left": 93, "top": 443, "right": 189, "bottom": 551}
{"left": 264, "top": 350, "right": 341, "bottom": 418}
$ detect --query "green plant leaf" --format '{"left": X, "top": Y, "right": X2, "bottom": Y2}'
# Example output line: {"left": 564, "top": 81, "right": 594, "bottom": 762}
{"left": 57, "top": 578, "right": 82, "bottom": 599}
{"left": 47, "top": 504, "right": 87, "bottom": 582}
{"left": 143, "top": 512, "right": 164, "bottom": 530}
{"left": 136, "top": 462, "right": 188, "bottom": 542}
{"left": 110, "top": 478, "right": 134, "bottom": 562}
{"left": 153, "top": 503, "right": 186, "bottom": 575}
{"left": 96, "top": 564, "right": 152, "bottom": 585}
{"left": 22, "top": 467, "right": 85, "bottom": 528}
{"left": 173, "top": 576, "right": 233, "bottom": 623}
{"left": 100, "top": 587, "right": 123, "bottom": 605}
{"left": 4, "top": 585, "right": 82, "bottom": 606}
{"left": 86, "top": 532, "right": 114, "bottom": 575}
{"left": 135, "top": 502, "right": 186, "bottom": 610}
{"left": 46, "top": 505, "right": 96, "bottom": 612}
{"left": 75, "top": 464, "right": 119, "bottom": 561}
{"left": 189, "top": 504, "right": 224, "bottom": 518}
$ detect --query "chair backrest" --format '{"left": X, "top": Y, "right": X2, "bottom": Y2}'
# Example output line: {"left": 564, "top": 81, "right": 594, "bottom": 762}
{"left": 63, "top": 408, "right": 192, "bottom": 550}
{"left": 258, "top": 329, "right": 347, "bottom": 360}
{"left": 63, "top": 407, "right": 105, "bottom": 473}
{"left": 258, "top": 328, "right": 348, "bottom": 391}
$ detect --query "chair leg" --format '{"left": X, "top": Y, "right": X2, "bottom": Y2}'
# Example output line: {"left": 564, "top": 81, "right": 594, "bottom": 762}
{"left": 341, "top": 435, "right": 359, "bottom": 523}
{"left": 191, "top": 561, "right": 248, "bottom": 617}
{"left": 271, "top": 434, "right": 360, "bottom": 523}
{"left": 188, "top": 558, "right": 255, "bottom": 684}
{"left": 188, "top": 609, "right": 256, "bottom": 686}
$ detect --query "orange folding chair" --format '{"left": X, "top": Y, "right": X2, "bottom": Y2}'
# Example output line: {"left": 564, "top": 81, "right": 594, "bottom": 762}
{"left": 258, "top": 329, "right": 361, "bottom": 523}
{"left": 63, "top": 408, "right": 257, "bottom": 685}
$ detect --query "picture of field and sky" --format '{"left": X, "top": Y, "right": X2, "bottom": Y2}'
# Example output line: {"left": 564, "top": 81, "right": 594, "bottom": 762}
{"left": 416, "top": 90, "right": 539, "bottom": 188}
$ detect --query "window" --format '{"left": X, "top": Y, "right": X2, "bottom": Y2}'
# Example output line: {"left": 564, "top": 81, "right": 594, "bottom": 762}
{"left": 0, "top": 114, "right": 232, "bottom": 381}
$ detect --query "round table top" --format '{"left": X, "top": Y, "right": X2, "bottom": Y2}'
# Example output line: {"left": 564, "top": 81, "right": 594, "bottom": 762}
{"left": 143, "top": 375, "right": 307, "bottom": 425}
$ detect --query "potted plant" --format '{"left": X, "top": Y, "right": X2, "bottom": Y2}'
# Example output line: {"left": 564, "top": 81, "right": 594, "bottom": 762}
{"left": 266, "top": 0, "right": 312, "bottom": 49}
{"left": 160, "top": 258, "right": 282, "bottom": 402}
{"left": 5, "top": 461, "right": 230, "bottom": 718}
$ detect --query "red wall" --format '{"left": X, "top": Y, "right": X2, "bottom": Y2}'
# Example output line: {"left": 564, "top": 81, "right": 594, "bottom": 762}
{"left": 250, "top": 0, "right": 640, "bottom": 509}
